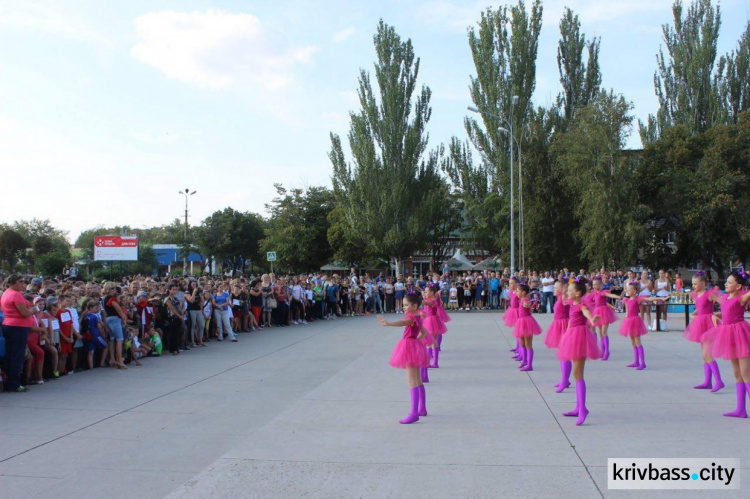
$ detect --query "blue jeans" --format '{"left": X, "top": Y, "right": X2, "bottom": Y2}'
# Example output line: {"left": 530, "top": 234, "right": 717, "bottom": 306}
{"left": 542, "top": 292, "right": 555, "bottom": 313}
{"left": 106, "top": 316, "right": 124, "bottom": 342}
{"left": 490, "top": 290, "right": 499, "bottom": 309}
{"left": 1, "top": 325, "right": 30, "bottom": 391}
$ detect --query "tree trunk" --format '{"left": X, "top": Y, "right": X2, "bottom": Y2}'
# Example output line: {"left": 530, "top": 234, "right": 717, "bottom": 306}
{"left": 393, "top": 257, "right": 402, "bottom": 277}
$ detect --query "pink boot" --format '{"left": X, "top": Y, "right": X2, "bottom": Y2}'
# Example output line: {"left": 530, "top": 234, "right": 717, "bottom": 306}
{"left": 694, "top": 363, "right": 712, "bottom": 389}
{"left": 400, "top": 387, "right": 420, "bottom": 424}
{"left": 723, "top": 383, "right": 748, "bottom": 418}
{"left": 709, "top": 361, "right": 725, "bottom": 392}
{"left": 520, "top": 348, "right": 534, "bottom": 371}
{"left": 417, "top": 385, "right": 427, "bottom": 417}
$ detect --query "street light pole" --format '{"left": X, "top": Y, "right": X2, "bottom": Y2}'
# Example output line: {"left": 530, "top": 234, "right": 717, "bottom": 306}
{"left": 468, "top": 97, "right": 519, "bottom": 275}
{"left": 178, "top": 188, "right": 196, "bottom": 276}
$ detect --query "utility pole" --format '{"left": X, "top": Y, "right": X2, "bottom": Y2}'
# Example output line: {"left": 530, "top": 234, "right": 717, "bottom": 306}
{"left": 179, "top": 188, "right": 196, "bottom": 276}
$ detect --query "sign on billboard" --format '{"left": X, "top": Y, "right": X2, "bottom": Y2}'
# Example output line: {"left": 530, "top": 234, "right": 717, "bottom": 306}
{"left": 94, "top": 236, "right": 139, "bottom": 261}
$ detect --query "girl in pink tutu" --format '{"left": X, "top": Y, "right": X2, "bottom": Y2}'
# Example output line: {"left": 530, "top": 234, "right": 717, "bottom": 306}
{"left": 683, "top": 271, "right": 724, "bottom": 391}
{"left": 590, "top": 276, "right": 620, "bottom": 361}
{"left": 422, "top": 283, "right": 446, "bottom": 370}
{"left": 504, "top": 277, "right": 521, "bottom": 355}
{"left": 432, "top": 275, "right": 451, "bottom": 354}
{"left": 513, "top": 284, "right": 543, "bottom": 371}
{"left": 378, "top": 293, "right": 430, "bottom": 424}
{"left": 701, "top": 271, "right": 750, "bottom": 418}
{"left": 557, "top": 278, "right": 600, "bottom": 426}
{"left": 544, "top": 280, "right": 572, "bottom": 392}
{"left": 619, "top": 282, "right": 661, "bottom": 370}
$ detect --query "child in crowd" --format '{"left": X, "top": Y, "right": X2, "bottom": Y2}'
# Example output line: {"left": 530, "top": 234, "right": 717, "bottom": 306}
{"left": 449, "top": 282, "right": 458, "bottom": 310}
{"left": 84, "top": 301, "right": 109, "bottom": 370}
{"left": 378, "top": 292, "right": 430, "bottom": 424}
{"left": 56, "top": 295, "right": 75, "bottom": 374}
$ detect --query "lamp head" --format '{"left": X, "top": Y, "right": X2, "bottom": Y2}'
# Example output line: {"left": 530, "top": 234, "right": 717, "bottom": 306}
{"left": 512, "top": 96, "right": 519, "bottom": 105}
{"left": 498, "top": 127, "right": 509, "bottom": 134}
{"left": 467, "top": 106, "right": 479, "bottom": 113}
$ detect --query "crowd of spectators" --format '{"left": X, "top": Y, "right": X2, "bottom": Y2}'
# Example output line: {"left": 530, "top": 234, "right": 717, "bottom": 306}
{"left": 0, "top": 265, "right": 697, "bottom": 393}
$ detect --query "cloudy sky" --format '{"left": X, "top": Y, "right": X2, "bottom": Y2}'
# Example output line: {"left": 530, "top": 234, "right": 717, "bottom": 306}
{"left": 1, "top": 0, "right": 748, "bottom": 243}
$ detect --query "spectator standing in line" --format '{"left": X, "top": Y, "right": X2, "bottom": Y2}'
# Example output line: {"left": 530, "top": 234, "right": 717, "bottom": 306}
{"left": 541, "top": 271, "right": 555, "bottom": 313}
{"left": 1, "top": 275, "right": 36, "bottom": 392}
{"left": 212, "top": 283, "right": 237, "bottom": 341}
{"left": 489, "top": 272, "right": 500, "bottom": 310}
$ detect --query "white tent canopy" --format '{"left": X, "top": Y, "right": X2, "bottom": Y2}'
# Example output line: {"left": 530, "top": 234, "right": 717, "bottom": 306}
{"left": 444, "top": 250, "right": 474, "bottom": 272}
{"left": 472, "top": 257, "right": 502, "bottom": 271}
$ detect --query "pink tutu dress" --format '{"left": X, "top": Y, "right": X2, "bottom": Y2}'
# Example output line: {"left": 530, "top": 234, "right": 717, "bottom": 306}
{"left": 557, "top": 302, "right": 602, "bottom": 361}
{"left": 423, "top": 300, "right": 447, "bottom": 335}
{"left": 502, "top": 292, "right": 520, "bottom": 327}
{"left": 591, "top": 290, "right": 618, "bottom": 326}
{"left": 683, "top": 288, "right": 719, "bottom": 343}
{"left": 513, "top": 298, "right": 542, "bottom": 338}
{"left": 435, "top": 298, "right": 451, "bottom": 323}
{"left": 702, "top": 293, "right": 750, "bottom": 360}
{"left": 390, "top": 312, "right": 431, "bottom": 369}
{"left": 544, "top": 297, "right": 570, "bottom": 349}
{"left": 619, "top": 297, "right": 648, "bottom": 338}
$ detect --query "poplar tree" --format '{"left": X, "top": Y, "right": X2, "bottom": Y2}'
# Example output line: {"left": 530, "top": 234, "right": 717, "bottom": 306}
{"left": 329, "top": 20, "right": 442, "bottom": 275}
{"left": 718, "top": 22, "right": 750, "bottom": 123}
{"left": 444, "top": 1, "right": 542, "bottom": 256}
{"left": 639, "top": 0, "right": 724, "bottom": 144}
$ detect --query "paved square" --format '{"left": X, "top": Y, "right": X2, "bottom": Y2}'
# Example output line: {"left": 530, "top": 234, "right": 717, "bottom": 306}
{"left": 1, "top": 312, "right": 747, "bottom": 498}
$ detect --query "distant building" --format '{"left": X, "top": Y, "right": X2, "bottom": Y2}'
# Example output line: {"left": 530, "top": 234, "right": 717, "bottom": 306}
{"left": 152, "top": 244, "right": 210, "bottom": 275}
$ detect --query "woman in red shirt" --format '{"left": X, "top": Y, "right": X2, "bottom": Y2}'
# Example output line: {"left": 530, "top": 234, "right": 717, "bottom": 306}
{"left": 1, "top": 275, "right": 37, "bottom": 392}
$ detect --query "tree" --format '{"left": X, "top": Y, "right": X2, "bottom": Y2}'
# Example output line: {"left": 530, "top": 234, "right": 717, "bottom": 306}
{"left": 0, "top": 228, "right": 28, "bottom": 269}
{"left": 553, "top": 90, "right": 647, "bottom": 268}
{"left": 261, "top": 184, "right": 335, "bottom": 273}
{"left": 444, "top": 1, "right": 543, "bottom": 258}
{"left": 718, "top": 22, "right": 750, "bottom": 123}
{"left": 419, "top": 176, "right": 463, "bottom": 272}
{"left": 330, "top": 20, "right": 444, "bottom": 275}
{"left": 194, "top": 208, "right": 265, "bottom": 275}
{"left": 556, "top": 7, "right": 601, "bottom": 126}
{"left": 640, "top": 0, "right": 724, "bottom": 143}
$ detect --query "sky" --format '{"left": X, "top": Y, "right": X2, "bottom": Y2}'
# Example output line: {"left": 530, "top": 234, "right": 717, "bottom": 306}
{"left": 1, "top": 0, "right": 749, "bottom": 244}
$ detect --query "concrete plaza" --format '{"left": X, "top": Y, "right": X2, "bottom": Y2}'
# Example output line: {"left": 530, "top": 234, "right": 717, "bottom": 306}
{"left": 1, "top": 310, "right": 747, "bottom": 498}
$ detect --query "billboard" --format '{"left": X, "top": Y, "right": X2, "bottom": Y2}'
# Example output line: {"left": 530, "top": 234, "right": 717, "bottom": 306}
{"left": 94, "top": 236, "right": 139, "bottom": 261}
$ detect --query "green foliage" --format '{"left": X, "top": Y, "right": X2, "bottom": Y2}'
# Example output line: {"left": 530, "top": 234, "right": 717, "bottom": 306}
{"left": 0, "top": 228, "right": 28, "bottom": 269}
{"left": 553, "top": 90, "right": 647, "bottom": 268}
{"left": 330, "top": 20, "right": 445, "bottom": 273}
{"left": 193, "top": 208, "right": 265, "bottom": 274}
{"left": 718, "top": 22, "right": 750, "bottom": 123}
{"left": 640, "top": 0, "right": 724, "bottom": 143}
{"left": 445, "top": 1, "right": 542, "bottom": 257}
{"left": 260, "top": 184, "right": 335, "bottom": 273}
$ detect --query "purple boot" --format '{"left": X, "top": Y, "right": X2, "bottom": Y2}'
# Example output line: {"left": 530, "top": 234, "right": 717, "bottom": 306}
{"left": 437, "top": 334, "right": 443, "bottom": 352}
{"left": 520, "top": 348, "right": 534, "bottom": 371}
{"left": 400, "top": 387, "right": 420, "bottom": 424}
{"left": 575, "top": 379, "right": 589, "bottom": 425}
{"left": 431, "top": 348, "right": 440, "bottom": 369}
{"left": 517, "top": 347, "right": 527, "bottom": 369}
{"left": 556, "top": 361, "right": 572, "bottom": 393}
{"left": 417, "top": 385, "right": 427, "bottom": 417}
{"left": 694, "top": 363, "right": 712, "bottom": 389}
{"left": 626, "top": 346, "right": 639, "bottom": 368}
{"left": 510, "top": 338, "right": 519, "bottom": 353}
{"left": 601, "top": 336, "right": 610, "bottom": 361}
{"left": 421, "top": 367, "right": 430, "bottom": 383}
{"left": 636, "top": 346, "right": 646, "bottom": 370}
{"left": 708, "top": 361, "right": 725, "bottom": 392}
{"left": 723, "top": 383, "right": 748, "bottom": 418}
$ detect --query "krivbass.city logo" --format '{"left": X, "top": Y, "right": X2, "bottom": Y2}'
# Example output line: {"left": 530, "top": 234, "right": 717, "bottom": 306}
{"left": 608, "top": 458, "right": 740, "bottom": 490}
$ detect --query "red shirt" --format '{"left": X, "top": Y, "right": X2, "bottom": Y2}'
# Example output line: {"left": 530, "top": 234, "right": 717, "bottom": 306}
{"left": 56, "top": 308, "right": 74, "bottom": 338}
{"left": 0, "top": 289, "right": 34, "bottom": 327}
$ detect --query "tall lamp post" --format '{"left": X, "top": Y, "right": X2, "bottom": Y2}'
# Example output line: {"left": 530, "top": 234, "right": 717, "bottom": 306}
{"left": 468, "top": 96, "right": 519, "bottom": 274}
{"left": 179, "top": 188, "right": 196, "bottom": 276}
